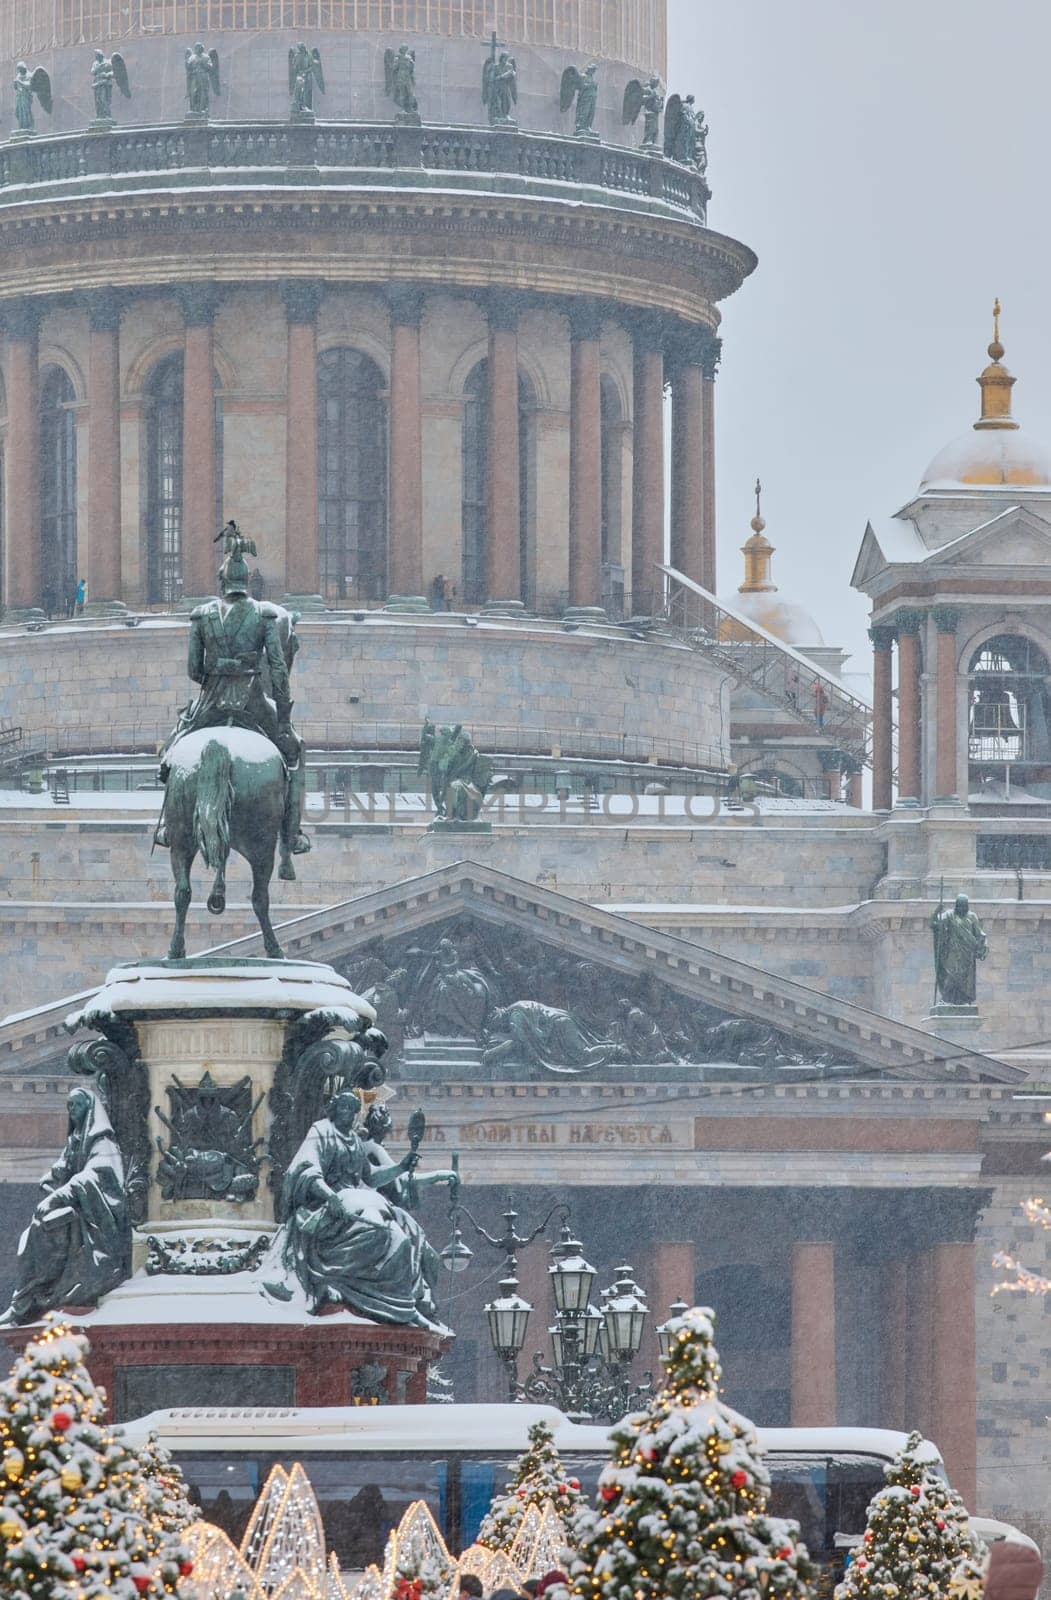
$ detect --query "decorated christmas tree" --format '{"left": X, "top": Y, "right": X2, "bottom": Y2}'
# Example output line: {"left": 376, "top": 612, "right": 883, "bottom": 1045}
{"left": 834, "top": 1431, "right": 985, "bottom": 1600}
{"left": 570, "top": 1306, "right": 812, "bottom": 1600}
{"left": 478, "top": 1420, "right": 583, "bottom": 1554}
{"left": 134, "top": 1433, "right": 198, "bottom": 1538}
{"left": 0, "top": 1315, "right": 194, "bottom": 1600}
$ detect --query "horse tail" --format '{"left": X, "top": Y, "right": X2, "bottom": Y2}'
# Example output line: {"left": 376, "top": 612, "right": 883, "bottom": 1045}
{"left": 193, "top": 739, "right": 234, "bottom": 872}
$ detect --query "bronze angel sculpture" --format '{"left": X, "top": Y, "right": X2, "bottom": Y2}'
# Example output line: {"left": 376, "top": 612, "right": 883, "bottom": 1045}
{"left": 384, "top": 44, "right": 419, "bottom": 120}
{"left": 482, "top": 50, "right": 517, "bottom": 126}
{"left": 13, "top": 62, "right": 51, "bottom": 132}
{"left": 623, "top": 75, "right": 664, "bottom": 148}
{"left": 289, "top": 42, "right": 324, "bottom": 118}
{"left": 664, "top": 92, "right": 707, "bottom": 173}
{"left": 91, "top": 50, "right": 131, "bottom": 123}
{"left": 560, "top": 61, "right": 599, "bottom": 136}
{"left": 185, "top": 40, "right": 220, "bottom": 117}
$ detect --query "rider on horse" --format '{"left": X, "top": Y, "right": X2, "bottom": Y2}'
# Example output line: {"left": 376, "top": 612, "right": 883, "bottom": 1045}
{"left": 155, "top": 523, "right": 310, "bottom": 876}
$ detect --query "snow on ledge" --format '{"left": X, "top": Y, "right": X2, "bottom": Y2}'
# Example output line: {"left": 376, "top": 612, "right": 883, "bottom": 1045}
{"left": 68, "top": 957, "right": 375, "bottom": 1027}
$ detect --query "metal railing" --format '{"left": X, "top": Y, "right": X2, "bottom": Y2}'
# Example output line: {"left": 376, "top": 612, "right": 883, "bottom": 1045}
{"left": 658, "top": 565, "right": 876, "bottom": 772}
{"left": 2, "top": 717, "right": 729, "bottom": 774}
{"left": 0, "top": 119, "right": 708, "bottom": 220}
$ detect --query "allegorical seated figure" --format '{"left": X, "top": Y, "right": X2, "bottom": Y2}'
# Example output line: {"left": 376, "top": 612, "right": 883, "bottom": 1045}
{"left": 267, "top": 1090, "right": 454, "bottom": 1328}
{"left": 0, "top": 1086, "right": 128, "bottom": 1325}
{"left": 156, "top": 522, "right": 309, "bottom": 874}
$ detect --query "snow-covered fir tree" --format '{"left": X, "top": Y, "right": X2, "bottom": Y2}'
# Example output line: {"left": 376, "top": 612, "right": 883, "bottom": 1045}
{"left": 834, "top": 1431, "right": 985, "bottom": 1600}
{"left": 478, "top": 1420, "right": 583, "bottom": 1554}
{"left": 133, "top": 1433, "right": 198, "bottom": 1538}
{"left": 570, "top": 1306, "right": 811, "bottom": 1600}
{"left": 0, "top": 1316, "right": 194, "bottom": 1600}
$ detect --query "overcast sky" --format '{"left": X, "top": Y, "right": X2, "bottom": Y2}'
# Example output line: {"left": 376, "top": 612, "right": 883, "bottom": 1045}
{"left": 666, "top": 0, "right": 1051, "bottom": 672}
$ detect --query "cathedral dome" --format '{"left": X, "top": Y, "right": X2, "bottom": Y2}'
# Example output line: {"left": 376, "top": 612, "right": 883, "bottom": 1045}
{"left": 918, "top": 303, "right": 1051, "bottom": 492}
{"left": 718, "top": 481, "right": 824, "bottom": 647}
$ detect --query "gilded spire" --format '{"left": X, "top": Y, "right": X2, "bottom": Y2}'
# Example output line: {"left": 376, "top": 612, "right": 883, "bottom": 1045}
{"left": 740, "top": 477, "right": 776, "bottom": 593}
{"left": 975, "top": 298, "right": 1019, "bottom": 431}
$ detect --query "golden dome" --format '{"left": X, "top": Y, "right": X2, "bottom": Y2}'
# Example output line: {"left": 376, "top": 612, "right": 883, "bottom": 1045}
{"left": 919, "top": 302, "right": 1051, "bottom": 491}
{"left": 718, "top": 482, "right": 824, "bottom": 646}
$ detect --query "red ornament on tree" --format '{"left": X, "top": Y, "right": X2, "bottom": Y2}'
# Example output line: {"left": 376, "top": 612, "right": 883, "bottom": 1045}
{"left": 133, "top": 1577, "right": 151, "bottom": 1594}
{"left": 516, "top": 1488, "right": 527, "bottom": 1498}
{"left": 777, "top": 1546, "right": 794, "bottom": 1559}
{"left": 600, "top": 1485, "right": 619, "bottom": 1503}
{"left": 568, "top": 1478, "right": 580, "bottom": 1489}
{"left": 910, "top": 1486, "right": 921, "bottom": 1500}
{"left": 640, "top": 1447, "right": 658, "bottom": 1463}
{"left": 863, "top": 1531, "right": 873, "bottom": 1542}
{"left": 50, "top": 1410, "right": 73, "bottom": 1432}
{"left": 71, "top": 1555, "right": 87, "bottom": 1573}
{"left": 856, "top": 1560, "right": 868, "bottom": 1570}
{"left": 558, "top": 1483, "right": 568, "bottom": 1494}
{"left": 179, "top": 1561, "right": 194, "bottom": 1577}
{"left": 936, "top": 1519, "right": 946, "bottom": 1531}
{"left": 731, "top": 1470, "right": 748, "bottom": 1489}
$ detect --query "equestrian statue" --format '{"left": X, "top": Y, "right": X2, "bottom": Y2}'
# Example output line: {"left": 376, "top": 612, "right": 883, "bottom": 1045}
{"left": 155, "top": 523, "right": 310, "bottom": 961}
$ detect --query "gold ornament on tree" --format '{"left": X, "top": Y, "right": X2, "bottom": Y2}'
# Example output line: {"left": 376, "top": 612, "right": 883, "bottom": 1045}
{"left": 3, "top": 1445, "right": 25, "bottom": 1480}
{"left": 60, "top": 1463, "right": 84, "bottom": 1492}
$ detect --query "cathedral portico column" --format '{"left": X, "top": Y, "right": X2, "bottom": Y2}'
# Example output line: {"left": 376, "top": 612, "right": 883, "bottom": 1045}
{"left": 790, "top": 1241, "right": 836, "bottom": 1425}
{"left": 869, "top": 625, "right": 896, "bottom": 811}
{"left": 568, "top": 300, "right": 603, "bottom": 609}
{"left": 486, "top": 293, "right": 522, "bottom": 604}
{"left": 930, "top": 1241, "right": 977, "bottom": 1509}
{"left": 933, "top": 607, "right": 961, "bottom": 802}
{"left": 281, "top": 280, "right": 323, "bottom": 603}
{"left": 3, "top": 300, "right": 42, "bottom": 611}
{"left": 387, "top": 286, "right": 425, "bottom": 601}
{"left": 669, "top": 327, "right": 719, "bottom": 591}
{"left": 86, "top": 290, "right": 123, "bottom": 606}
{"left": 879, "top": 1258, "right": 907, "bottom": 1430}
{"left": 640, "top": 1239, "right": 696, "bottom": 1376}
{"left": 177, "top": 285, "right": 221, "bottom": 599}
{"left": 630, "top": 311, "right": 666, "bottom": 615}
{"left": 895, "top": 609, "right": 925, "bottom": 805}
{"left": 700, "top": 334, "right": 720, "bottom": 592}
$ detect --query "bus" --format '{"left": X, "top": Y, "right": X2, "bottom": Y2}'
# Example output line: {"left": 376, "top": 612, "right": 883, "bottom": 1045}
{"left": 118, "top": 1405, "right": 1036, "bottom": 1580}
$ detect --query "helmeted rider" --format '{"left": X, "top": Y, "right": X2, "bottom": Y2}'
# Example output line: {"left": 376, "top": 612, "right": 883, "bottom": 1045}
{"left": 155, "top": 523, "right": 310, "bottom": 875}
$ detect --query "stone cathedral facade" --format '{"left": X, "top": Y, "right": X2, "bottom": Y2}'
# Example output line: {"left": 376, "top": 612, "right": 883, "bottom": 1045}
{"left": 0, "top": 0, "right": 1047, "bottom": 1560}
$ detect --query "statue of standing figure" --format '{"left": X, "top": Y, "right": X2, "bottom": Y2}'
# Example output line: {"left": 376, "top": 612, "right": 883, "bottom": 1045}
{"left": 91, "top": 48, "right": 131, "bottom": 124}
{"left": 185, "top": 40, "right": 221, "bottom": 119}
{"left": 12, "top": 62, "right": 51, "bottom": 134}
{"left": 930, "top": 891, "right": 989, "bottom": 1007}
{"left": 560, "top": 62, "right": 600, "bottom": 137}
{"left": 289, "top": 42, "right": 325, "bottom": 120}
{"left": 664, "top": 92, "right": 707, "bottom": 173}
{"left": 482, "top": 48, "right": 518, "bottom": 126}
{"left": 622, "top": 76, "right": 664, "bottom": 148}
{"left": 418, "top": 719, "right": 494, "bottom": 822}
{"left": 385, "top": 44, "right": 419, "bottom": 122}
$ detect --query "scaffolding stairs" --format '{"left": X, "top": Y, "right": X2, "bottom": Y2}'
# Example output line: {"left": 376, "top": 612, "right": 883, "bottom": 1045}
{"left": 655, "top": 565, "right": 875, "bottom": 772}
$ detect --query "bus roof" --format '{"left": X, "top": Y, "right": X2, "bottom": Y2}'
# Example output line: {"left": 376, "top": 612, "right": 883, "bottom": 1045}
{"left": 116, "top": 1404, "right": 942, "bottom": 1466}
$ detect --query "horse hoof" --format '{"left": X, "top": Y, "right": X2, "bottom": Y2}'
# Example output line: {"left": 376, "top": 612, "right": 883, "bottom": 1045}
{"left": 278, "top": 860, "right": 296, "bottom": 882}
{"left": 266, "top": 943, "right": 285, "bottom": 960}
{"left": 168, "top": 945, "right": 185, "bottom": 961}
{"left": 207, "top": 891, "right": 226, "bottom": 915}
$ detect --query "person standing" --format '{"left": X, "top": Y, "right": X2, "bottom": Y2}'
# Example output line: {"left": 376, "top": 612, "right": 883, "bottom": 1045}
{"left": 74, "top": 577, "right": 87, "bottom": 615}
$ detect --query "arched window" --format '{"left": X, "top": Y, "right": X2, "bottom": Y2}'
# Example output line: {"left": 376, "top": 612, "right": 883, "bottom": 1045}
{"left": 600, "top": 375, "right": 625, "bottom": 615}
{"left": 40, "top": 366, "right": 77, "bottom": 615}
{"left": 461, "top": 359, "right": 535, "bottom": 607}
{"left": 968, "top": 633, "right": 1051, "bottom": 783}
{"left": 317, "top": 348, "right": 388, "bottom": 603}
{"left": 145, "top": 354, "right": 223, "bottom": 606}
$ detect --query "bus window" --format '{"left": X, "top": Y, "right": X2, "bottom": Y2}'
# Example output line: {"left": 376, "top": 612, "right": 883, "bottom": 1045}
{"left": 766, "top": 1456, "right": 826, "bottom": 1557}
{"left": 180, "top": 1455, "right": 261, "bottom": 1548}
{"left": 826, "top": 1456, "right": 891, "bottom": 1547}
{"left": 457, "top": 1453, "right": 604, "bottom": 1552}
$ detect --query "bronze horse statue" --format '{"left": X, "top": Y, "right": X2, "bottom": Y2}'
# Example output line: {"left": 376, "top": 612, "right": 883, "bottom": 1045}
{"left": 164, "top": 726, "right": 289, "bottom": 961}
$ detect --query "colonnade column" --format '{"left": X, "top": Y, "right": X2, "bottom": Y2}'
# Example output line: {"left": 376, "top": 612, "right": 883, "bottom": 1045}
{"left": 86, "top": 290, "right": 123, "bottom": 607}
{"left": 700, "top": 333, "right": 720, "bottom": 592}
{"left": 3, "top": 300, "right": 42, "bottom": 612}
{"left": 932, "top": 607, "right": 961, "bottom": 803}
{"left": 869, "top": 624, "right": 896, "bottom": 811}
{"left": 790, "top": 1240, "right": 836, "bottom": 1425}
{"left": 895, "top": 609, "right": 925, "bottom": 805}
{"left": 177, "top": 285, "right": 221, "bottom": 599}
{"left": 568, "top": 300, "right": 603, "bottom": 610}
{"left": 640, "top": 1239, "right": 696, "bottom": 1377}
{"left": 486, "top": 292, "right": 521, "bottom": 605}
{"left": 668, "top": 329, "right": 705, "bottom": 588}
{"left": 879, "top": 1258, "right": 908, "bottom": 1430}
{"left": 630, "top": 312, "right": 665, "bottom": 615}
{"left": 281, "top": 280, "right": 322, "bottom": 603}
{"left": 904, "top": 1251, "right": 932, "bottom": 1437}
{"left": 930, "top": 1241, "right": 977, "bottom": 1509}
{"left": 387, "top": 286, "right": 425, "bottom": 601}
